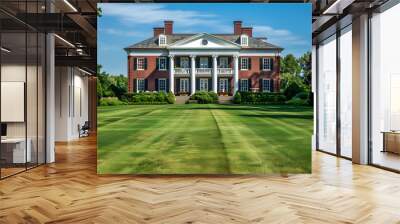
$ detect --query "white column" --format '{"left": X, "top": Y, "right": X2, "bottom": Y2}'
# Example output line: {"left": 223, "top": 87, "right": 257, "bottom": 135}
{"left": 169, "top": 55, "right": 175, "bottom": 93}
{"left": 233, "top": 55, "right": 239, "bottom": 93}
{"left": 190, "top": 55, "right": 196, "bottom": 95}
{"left": 212, "top": 55, "right": 218, "bottom": 93}
{"left": 46, "top": 32, "right": 55, "bottom": 163}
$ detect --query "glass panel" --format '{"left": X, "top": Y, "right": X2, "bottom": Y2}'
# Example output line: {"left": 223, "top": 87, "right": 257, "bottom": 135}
{"left": 340, "top": 26, "right": 352, "bottom": 158}
{"left": 371, "top": 4, "right": 400, "bottom": 171}
{"left": 317, "top": 35, "right": 337, "bottom": 154}
{"left": 1, "top": 29, "right": 28, "bottom": 178}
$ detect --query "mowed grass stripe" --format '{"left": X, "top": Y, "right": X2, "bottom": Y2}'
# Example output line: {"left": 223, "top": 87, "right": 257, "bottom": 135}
{"left": 98, "top": 104, "right": 312, "bottom": 174}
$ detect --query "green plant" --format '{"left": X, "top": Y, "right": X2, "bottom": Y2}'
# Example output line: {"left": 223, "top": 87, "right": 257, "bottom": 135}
{"left": 286, "top": 97, "right": 308, "bottom": 106}
{"left": 99, "top": 97, "right": 125, "bottom": 106}
{"left": 190, "top": 91, "right": 218, "bottom": 104}
{"left": 233, "top": 92, "right": 242, "bottom": 104}
{"left": 166, "top": 92, "right": 175, "bottom": 104}
{"left": 237, "top": 92, "right": 286, "bottom": 104}
{"left": 294, "top": 91, "right": 309, "bottom": 100}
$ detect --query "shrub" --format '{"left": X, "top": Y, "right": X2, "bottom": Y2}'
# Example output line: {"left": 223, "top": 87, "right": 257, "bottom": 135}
{"left": 233, "top": 92, "right": 242, "bottom": 104}
{"left": 294, "top": 91, "right": 309, "bottom": 100}
{"left": 166, "top": 92, "right": 175, "bottom": 104}
{"left": 99, "top": 97, "right": 125, "bottom": 106}
{"left": 283, "top": 82, "right": 304, "bottom": 100}
{"left": 121, "top": 92, "right": 175, "bottom": 104}
{"left": 237, "top": 92, "right": 286, "bottom": 104}
{"left": 286, "top": 97, "right": 308, "bottom": 106}
{"left": 190, "top": 91, "right": 218, "bottom": 104}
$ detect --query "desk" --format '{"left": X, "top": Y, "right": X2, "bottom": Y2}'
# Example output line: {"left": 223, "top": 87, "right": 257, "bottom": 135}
{"left": 1, "top": 138, "right": 31, "bottom": 163}
{"left": 382, "top": 131, "right": 400, "bottom": 154}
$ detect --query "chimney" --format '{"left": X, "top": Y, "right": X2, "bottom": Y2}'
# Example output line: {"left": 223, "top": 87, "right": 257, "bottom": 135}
{"left": 241, "top": 27, "right": 253, "bottom": 37}
{"left": 153, "top": 27, "right": 165, "bottom": 37}
{"left": 164, "top": 20, "right": 173, "bottom": 35}
{"left": 234, "top": 21, "right": 242, "bottom": 35}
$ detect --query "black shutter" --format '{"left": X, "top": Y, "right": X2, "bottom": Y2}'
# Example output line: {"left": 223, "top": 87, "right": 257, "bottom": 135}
{"left": 133, "top": 58, "right": 137, "bottom": 70}
{"left": 175, "top": 78, "right": 180, "bottom": 93}
{"left": 270, "top": 58, "right": 274, "bottom": 71}
{"left": 248, "top": 79, "right": 251, "bottom": 92}
{"left": 227, "top": 79, "right": 230, "bottom": 93}
{"left": 133, "top": 78, "right": 137, "bottom": 92}
{"left": 144, "top": 58, "right": 148, "bottom": 70}
{"left": 259, "top": 79, "right": 263, "bottom": 92}
{"left": 156, "top": 58, "right": 159, "bottom": 70}
{"left": 270, "top": 79, "right": 274, "bottom": 92}
{"left": 217, "top": 78, "right": 220, "bottom": 92}
{"left": 208, "top": 79, "right": 212, "bottom": 91}
{"left": 208, "top": 57, "right": 212, "bottom": 68}
{"left": 260, "top": 58, "right": 263, "bottom": 70}
{"left": 175, "top": 57, "right": 180, "bottom": 68}
{"left": 155, "top": 78, "right": 159, "bottom": 91}
{"left": 238, "top": 79, "right": 241, "bottom": 92}
{"left": 248, "top": 58, "right": 252, "bottom": 70}
{"left": 166, "top": 78, "right": 169, "bottom": 92}
{"left": 166, "top": 57, "right": 170, "bottom": 70}
{"left": 228, "top": 57, "right": 232, "bottom": 68}
{"left": 196, "top": 78, "right": 200, "bottom": 91}
{"left": 145, "top": 79, "right": 148, "bottom": 91}
{"left": 196, "top": 58, "right": 200, "bottom": 68}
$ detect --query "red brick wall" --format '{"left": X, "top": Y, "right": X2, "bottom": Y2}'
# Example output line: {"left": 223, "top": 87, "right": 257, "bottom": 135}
{"left": 128, "top": 56, "right": 169, "bottom": 92}
{"left": 164, "top": 21, "right": 173, "bottom": 35}
{"left": 241, "top": 27, "right": 253, "bottom": 37}
{"left": 238, "top": 56, "right": 280, "bottom": 92}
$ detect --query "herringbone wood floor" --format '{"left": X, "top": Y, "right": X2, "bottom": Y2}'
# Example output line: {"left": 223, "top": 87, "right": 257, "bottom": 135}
{"left": 1, "top": 135, "right": 400, "bottom": 224}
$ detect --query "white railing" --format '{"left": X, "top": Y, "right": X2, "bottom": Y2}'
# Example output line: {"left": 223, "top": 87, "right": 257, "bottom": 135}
{"left": 174, "top": 68, "right": 190, "bottom": 75}
{"left": 196, "top": 68, "right": 212, "bottom": 75}
{"left": 218, "top": 68, "right": 233, "bottom": 75}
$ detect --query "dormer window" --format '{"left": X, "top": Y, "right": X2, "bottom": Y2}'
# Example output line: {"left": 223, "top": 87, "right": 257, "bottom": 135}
{"left": 159, "top": 34, "right": 167, "bottom": 46}
{"left": 240, "top": 34, "right": 248, "bottom": 46}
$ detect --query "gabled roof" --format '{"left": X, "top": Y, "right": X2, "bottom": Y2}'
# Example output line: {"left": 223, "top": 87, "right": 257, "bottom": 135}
{"left": 124, "top": 33, "right": 283, "bottom": 51}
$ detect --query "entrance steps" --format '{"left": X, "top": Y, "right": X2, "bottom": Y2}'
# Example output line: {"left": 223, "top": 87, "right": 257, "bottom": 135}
{"left": 175, "top": 96, "right": 190, "bottom": 104}
{"left": 218, "top": 96, "right": 234, "bottom": 104}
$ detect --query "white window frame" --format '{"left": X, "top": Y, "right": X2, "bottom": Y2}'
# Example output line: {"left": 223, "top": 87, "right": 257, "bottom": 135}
{"left": 200, "top": 57, "right": 209, "bottom": 68}
{"left": 240, "top": 57, "right": 249, "bottom": 70}
{"left": 159, "top": 35, "right": 167, "bottom": 46}
{"left": 158, "top": 78, "right": 167, "bottom": 92}
{"left": 240, "top": 79, "right": 249, "bottom": 92}
{"left": 180, "top": 57, "right": 189, "bottom": 68}
{"left": 262, "top": 58, "right": 272, "bottom": 71}
{"left": 240, "top": 35, "right": 248, "bottom": 46}
{"left": 200, "top": 78, "right": 209, "bottom": 91}
{"left": 262, "top": 79, "right": 271, "bottom": 92}
{"left": 180, "top": 78, "right": 189, "bottom": 92}
{"left": 219, "top": 57, "right": 229, "bottom": 68}
{"left": 137, "top": 79, "right": 145, "bottom": 92}
{"left": 137, "top": 58, "right": 145, "bottom": 70}
{"left": 158, "top": 57, "right": 167, "bottom": 71}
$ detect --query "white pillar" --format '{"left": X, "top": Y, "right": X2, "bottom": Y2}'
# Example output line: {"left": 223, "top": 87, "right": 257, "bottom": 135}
{"left": 169, "top": 55, "right": 175, "bottom": 93}
{"left": 46, "top": 32, "right": 55, "bottom": 163}
{"left": 212, "top": 55, "right": 218, "bottom": 93}
{"left": 190, "top": 55, "right": 196, "bottom": 95}
{"left": 233, "top": 55, "right": 239, "bottom": 93}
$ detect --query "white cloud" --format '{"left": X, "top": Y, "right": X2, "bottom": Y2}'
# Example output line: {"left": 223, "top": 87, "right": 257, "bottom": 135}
{"left": 99, "top": 28, "right": 141, "bottom": 37}
{"left": 253, "top": 25, "right": 309, "bottom": 47}
{"left": 100, "top": 4, "right": 230, "bottom": 32}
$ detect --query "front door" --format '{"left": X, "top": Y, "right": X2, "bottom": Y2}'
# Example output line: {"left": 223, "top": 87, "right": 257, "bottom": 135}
{"left": 200, "top": 78, "right": 208, "bottom": 91}
{"left": 158, "top": 78, "right": 167, "bottom": 92}
{"left": 219, "top": 78, "right": 228, "bottom": 93}
{"left": 180, "top": 78, "right": 189, "bottom": 93}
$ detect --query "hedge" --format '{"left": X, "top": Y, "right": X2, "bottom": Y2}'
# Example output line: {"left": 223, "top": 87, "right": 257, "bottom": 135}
{"left": 99, "top": 97, "right": 125, "bottom": 106}
{"left": 120, "top": 91, "right": 175, "bottom": 104}
{"left": 233, "top": 92, "right": 286, "bottom": 104}
{"left": 189, "top": 91, "right": 218, "bottom": 104}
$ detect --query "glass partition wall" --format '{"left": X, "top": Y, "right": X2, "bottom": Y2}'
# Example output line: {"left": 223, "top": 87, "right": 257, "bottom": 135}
{"left": 370, "top": 3, "right": 400, "bottom": 171}
{"left": 316, "top": 23, "right": 353, "bottom": 159}
{"left": 0, "top": 2, "right": 46, "bottom": 179}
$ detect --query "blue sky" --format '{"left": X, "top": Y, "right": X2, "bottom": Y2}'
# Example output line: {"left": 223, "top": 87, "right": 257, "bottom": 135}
{"left": 98, "top": 3, "right": 311, "bottom": 76}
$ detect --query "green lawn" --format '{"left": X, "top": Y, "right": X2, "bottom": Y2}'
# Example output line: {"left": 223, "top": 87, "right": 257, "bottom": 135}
{"left": 97, "top": 104, "right": 312, "bottom": 174}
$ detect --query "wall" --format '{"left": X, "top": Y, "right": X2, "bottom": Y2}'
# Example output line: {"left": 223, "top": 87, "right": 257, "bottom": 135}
{"left": 55, "top": 67, "right": 89, "bottom": 141}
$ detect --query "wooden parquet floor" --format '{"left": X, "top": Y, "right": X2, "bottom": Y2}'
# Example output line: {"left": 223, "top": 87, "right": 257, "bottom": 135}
{"left": 1, "top": 135, "right": 400, "bottom": 224}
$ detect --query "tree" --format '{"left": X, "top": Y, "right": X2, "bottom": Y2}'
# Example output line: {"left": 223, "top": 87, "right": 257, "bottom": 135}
{"left": 281, "top": 54, "right": 301, "bottom": 76}
{"left": 97, "top": 64, "right": 128, "bottom": 99}
{"left": 298, "top": 52, "right": 311, "bottom": 86}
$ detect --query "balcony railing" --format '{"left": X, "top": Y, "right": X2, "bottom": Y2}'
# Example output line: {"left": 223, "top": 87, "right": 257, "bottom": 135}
{"left": 196, "top": 68, "right": 212, "bottom": 75}
{"left": 174, "top": 68, "right": 190, "bottom": 75}
{"left": 217, "top": 68, "right": 233, "bottom": 75}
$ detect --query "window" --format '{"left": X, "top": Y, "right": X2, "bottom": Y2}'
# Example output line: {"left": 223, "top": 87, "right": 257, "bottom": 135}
{"left": 180, "top": 57, "right": 189, "bottom": 68}
{"left": 158, "top": 78, "right": 167, "bottom": 92}
{"left": 262, "top": 58, "right": 272, "bottom": 71}
{"left": 262, "top": 79, "right": 271, "bottom": 92}
{"left": 240, "top": 35, "right": 248, "bottom": 46}
{"left": 219, "top": 78, "right": 228, "bottom": 93}
{"left": 137, "top": 79, "right": 145, "bottom": 92}
{"left": 158, "top": 57, "right": 167, "bottom": 71}
{"left": 159, "top": 35, "right": 167, "bottom": 46}
{"left": 241, "top": 58, "right": 249, "bottom": 70}
{"left": 219, "top": 57, "right": 229, "bottom": 68}
{"left": 200, "top": 57, "right": 209, "bottom": 68}
{"left": 137, "top": 58, "right": 145, "bottom": 70}
{"left": 240, "top": 79, "right": 249, "bottom": 92}
{"left": 200, "top": 78, "right": 209, "bottom": 91}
